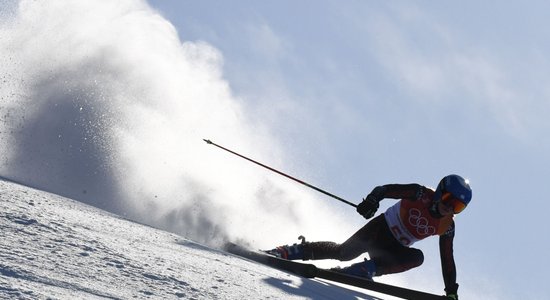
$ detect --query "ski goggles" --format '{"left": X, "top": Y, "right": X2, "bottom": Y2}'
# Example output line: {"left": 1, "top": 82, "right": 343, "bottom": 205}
{"left": 441, "top": 192, "right": 467, "bottom": 214}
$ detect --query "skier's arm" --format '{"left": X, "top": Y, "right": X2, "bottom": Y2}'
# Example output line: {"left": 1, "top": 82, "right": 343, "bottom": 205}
{"left": 377, "top": 183, "right": 425, "bottom": 200}
{"left": 357, "top": 184, "right": 424, "bottom": 219}
{"left": 439, "top": 220, "right": 459, "bottom": 297}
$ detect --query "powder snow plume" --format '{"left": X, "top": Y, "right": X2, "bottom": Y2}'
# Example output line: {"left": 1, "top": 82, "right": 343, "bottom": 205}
{"left": 0, "top": 0, "right": 353, "bottom": 248}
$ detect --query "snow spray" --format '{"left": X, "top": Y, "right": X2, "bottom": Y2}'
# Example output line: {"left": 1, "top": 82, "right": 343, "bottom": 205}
{"left": 0, "top": 0, "right": 353, "bottom": 248}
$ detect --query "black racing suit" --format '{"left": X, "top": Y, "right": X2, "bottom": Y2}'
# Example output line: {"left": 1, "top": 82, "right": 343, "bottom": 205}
{"left": 302, "top": 184, "right": 459, "bottom": 295}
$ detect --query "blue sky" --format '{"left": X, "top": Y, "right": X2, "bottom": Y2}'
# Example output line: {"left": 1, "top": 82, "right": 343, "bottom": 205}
{"left": 1, "top": 1, "right": 549, "bottom": 299}
{"left": 147, "top": 1, "right": 549, "bottom": 298}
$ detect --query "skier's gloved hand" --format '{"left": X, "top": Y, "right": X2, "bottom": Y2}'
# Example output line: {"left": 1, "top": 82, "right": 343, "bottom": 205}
{"left": 445, "top": 283, "right": 459, "bottom": 300}
{"left": 446, "top": 293, "right": 458, "bottom": 300}
{"left": 357, "top": 196, "right": 379, "bottom": 219}
{"left": 357, "top": 186, "right": 385, "bottom": 219}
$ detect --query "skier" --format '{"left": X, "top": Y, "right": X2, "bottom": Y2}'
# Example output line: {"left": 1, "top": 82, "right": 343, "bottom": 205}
{"left": 268, "top": 174, "right": 471, "bottom": 300}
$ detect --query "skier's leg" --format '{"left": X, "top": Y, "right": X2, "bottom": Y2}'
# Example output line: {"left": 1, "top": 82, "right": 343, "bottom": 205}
{"left": 365, "top": 218, "right": 424, "bottom": 275}
{"left": 303, "top": 214, "right": 387, "bottom": 261}
{"left": 370, "top": 245, "right": 424, "bottom": 275}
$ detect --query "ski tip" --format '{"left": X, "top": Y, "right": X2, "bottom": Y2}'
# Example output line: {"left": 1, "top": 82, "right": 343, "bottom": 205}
{"left": 203, "top": 139, "right": 212, "bottom": 144}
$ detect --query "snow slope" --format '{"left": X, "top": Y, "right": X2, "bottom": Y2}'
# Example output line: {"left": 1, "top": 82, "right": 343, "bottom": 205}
{"left": 0, "top": 178, "right": 391, "bottom": 299}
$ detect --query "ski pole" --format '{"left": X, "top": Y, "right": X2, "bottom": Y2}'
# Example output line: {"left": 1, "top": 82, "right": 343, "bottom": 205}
{"left": 203, "top": 139, "right": 357, "bottom": 208}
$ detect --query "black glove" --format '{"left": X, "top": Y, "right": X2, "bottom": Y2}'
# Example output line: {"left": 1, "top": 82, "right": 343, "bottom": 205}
{"left": 446, "top": 293, "right": 458, "bottom": 300}
{"left": 357, "top": 186, "right": 385, "bottom": 219}
{"left": 445, "top": 283, "right": 459, "bottom": 300}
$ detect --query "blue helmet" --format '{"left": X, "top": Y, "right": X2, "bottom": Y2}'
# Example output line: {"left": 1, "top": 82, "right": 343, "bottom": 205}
{"left": 434, "top": 174, "right": 472, "bottom": 212}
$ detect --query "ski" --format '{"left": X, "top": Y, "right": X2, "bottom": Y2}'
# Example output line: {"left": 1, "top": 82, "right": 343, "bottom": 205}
{"left": 224, "top": 242, "right": 317, "bottom": 278}
{"left": 314, "top": 269, "right": 447, "bottom": 300}
{"left": 224, "top": 243, "right": 447, "bottom": 300}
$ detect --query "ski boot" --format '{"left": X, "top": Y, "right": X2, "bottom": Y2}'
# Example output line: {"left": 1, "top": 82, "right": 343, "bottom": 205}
{"left": 331, "top": 258, "right": 376, "bottom": 281}
{"left": 265, "top": 236, "right": 307, "bottom": 260}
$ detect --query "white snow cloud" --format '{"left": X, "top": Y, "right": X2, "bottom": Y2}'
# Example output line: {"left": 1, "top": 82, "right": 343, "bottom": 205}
{"left": 0, "top": 0, "right": 354, "bottom": 249}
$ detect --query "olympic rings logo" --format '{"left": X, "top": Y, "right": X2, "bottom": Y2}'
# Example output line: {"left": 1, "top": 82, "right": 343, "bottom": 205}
{"left": 408, "top": 208, "right": 435, "bottom": 236}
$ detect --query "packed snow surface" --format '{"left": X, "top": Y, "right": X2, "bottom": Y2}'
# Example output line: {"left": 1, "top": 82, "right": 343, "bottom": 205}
{"left": 0, "top": 179, "right": 392, "bottom": 299}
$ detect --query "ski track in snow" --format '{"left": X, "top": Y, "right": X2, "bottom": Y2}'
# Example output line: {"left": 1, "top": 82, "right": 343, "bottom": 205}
{"left": 0, "top": 179, "right": 387, "bottom": 299}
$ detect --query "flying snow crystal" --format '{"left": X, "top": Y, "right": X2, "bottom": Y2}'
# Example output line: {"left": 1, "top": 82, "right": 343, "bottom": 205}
{"left": 0, "top": 0, "right": 353, "bottom": 248}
